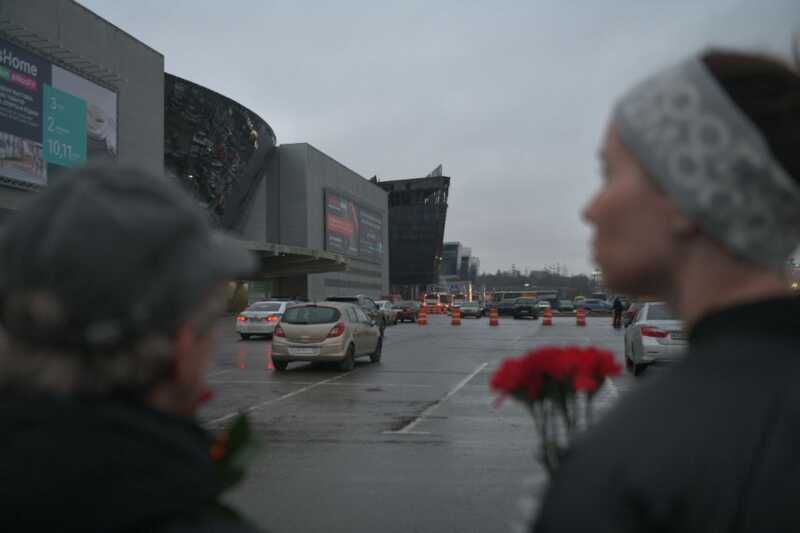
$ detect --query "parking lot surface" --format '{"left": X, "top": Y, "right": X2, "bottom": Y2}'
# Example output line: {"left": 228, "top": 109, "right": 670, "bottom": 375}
{"left": 200, "top": 314, "right": 642, "bottom": 533}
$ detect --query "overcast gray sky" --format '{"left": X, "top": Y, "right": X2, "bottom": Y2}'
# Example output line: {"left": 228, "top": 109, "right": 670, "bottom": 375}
{"left": 80, "top": 0, "right": 800, "bottom": 275}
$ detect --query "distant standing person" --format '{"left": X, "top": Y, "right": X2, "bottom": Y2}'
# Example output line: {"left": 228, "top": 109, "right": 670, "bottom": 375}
{"left": 0, "top": 166, "right": 263, "bottom": 532}
{"left": 612, "top": 297, "right": 623, "bottom": 328}
{"left": 533, "top": 49, "right": 800, "bottom": 531}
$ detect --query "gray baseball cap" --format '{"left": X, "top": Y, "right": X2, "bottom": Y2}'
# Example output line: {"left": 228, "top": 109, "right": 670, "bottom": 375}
{"left": 0, "top": 165, "right": 256, "bottom": 352}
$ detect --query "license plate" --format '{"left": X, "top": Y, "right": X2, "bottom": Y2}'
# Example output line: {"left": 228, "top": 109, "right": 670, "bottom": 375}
{"left": 670, "top": 332, "right": 686, "bottom": 340}
{"left": 289, "top": 347, "right": 319, "bottom": 356}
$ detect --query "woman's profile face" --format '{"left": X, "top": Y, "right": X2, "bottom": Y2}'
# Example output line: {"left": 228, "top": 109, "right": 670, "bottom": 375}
{"left": 582, "top": 125, "right": 688, "bottom": 296}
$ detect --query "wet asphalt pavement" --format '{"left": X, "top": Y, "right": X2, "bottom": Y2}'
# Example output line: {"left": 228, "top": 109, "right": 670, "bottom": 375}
{"left": 199, "top": 314, "right": 640, "bottom": 533}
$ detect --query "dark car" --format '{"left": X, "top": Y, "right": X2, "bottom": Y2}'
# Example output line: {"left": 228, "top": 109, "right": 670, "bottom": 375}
{"left": 393, "top": 301, "right": 420, "bottom": 322}
{"left": 512, "top": 298, "right": 540, "bottom": 319}
{"left": 325, "top": 295, "right": 386, "bottom": 332}
{"left": 497, "top": 301, "right": 516, "bottom": 316}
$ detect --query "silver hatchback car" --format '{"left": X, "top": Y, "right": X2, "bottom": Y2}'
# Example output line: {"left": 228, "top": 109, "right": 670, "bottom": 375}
{"left": 271, "top": 302, "right": 382, "bottom": 372}
{"left": 624, "top": 302, "right": 687, "bottom": 376}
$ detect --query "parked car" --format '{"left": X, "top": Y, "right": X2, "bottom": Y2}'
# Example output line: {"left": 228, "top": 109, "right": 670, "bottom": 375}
{"left": 459, "top": 301, "right": 482, "bottom": 318}
{"left": 375, "top": 300, "right": 399, "bottom": 325}
{"left": 624, "top": 302, "right": 687, "bottom": 376}
{"left": 393, "top": 301, "right": 420, "bottom": 322}
{"left": 325, "top": 295, "right": 386, "bottom": 333}
{"left": 236, "top": 300, "right": 296, "bottom": 339}
{"left": 271, "top": 302, "right": 382, "bottom": 371}
{"left": 536, "top": 300, "right": 552, "bottom": 311}
{"left": 512, "top": 298, "right": 539, "bottom": 319}
{"left": 558, "top": 300, "right": 575, "bottom": 312}
{"left": 623, "top": 301, "right": 643, "bottom": 327}
{"left": 579, "top": 298, "right": 612, "bottom": 312}
{"left": 497, "top": 300, "right": 516, "bottom": 316}
{"left": 484, "top": 301, "right": 499, "bottom": 314}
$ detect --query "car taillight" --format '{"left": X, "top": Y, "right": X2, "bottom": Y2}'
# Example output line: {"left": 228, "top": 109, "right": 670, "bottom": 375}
{"left": 273, "top": 325, "right": 286, "bottom": 338}
{"left": 327, "top": 321, "right": 346, "bottom": 338}
{"left": 640, "top": 325, "right": 668, "bottom": 338}
{"left": 236, "top": 315, "right": 247, "bottom": 321}
{"left": 266, "top": 315, "right": 281, "bottom": 322}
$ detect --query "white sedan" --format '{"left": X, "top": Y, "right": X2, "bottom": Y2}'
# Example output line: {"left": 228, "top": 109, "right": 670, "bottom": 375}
{"left": 236, "top": 301, "right": 295, "bottom": 339}
{"left": 624, "top": 302, "right": 687, "bottom": 376}
{"left": 375, "top": 300, "right": 399, "bottom": 325}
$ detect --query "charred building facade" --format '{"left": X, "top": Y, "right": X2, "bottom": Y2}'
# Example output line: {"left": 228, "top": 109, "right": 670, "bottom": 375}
{"left": 164, "top": 73, "right": 277, "bottom": 231}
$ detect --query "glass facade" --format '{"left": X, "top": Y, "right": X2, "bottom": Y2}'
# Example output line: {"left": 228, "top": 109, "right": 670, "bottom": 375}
{"left": 164, "top": 73, "right": 277, "bottom": 230}
{"left": 378, "top": 176, "right": 450, "bottom": 290}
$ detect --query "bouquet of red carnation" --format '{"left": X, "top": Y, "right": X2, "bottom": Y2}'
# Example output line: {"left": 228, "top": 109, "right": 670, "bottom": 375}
{"left": 491, "top": 345, "right": 621, "bottom": 476}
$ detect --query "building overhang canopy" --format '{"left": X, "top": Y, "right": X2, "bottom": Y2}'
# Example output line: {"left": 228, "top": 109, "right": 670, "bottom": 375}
{"left": 240, "top": 240, "right": 349, "bottom": 279}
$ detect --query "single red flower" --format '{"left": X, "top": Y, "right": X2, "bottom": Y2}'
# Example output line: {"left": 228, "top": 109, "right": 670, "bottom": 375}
{"left": 210, "top": 432, "right": 229, "bottom": 462}
{"left": 573, "top": 373, "right": 599, "bottom": 392}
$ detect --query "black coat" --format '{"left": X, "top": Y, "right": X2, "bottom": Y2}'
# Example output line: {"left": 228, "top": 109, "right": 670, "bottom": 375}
{"left": 0, "top": 394, "right": 261, "bottom": 532}
{"left": 533, "top": 296, "right": 800, "bottom": 532}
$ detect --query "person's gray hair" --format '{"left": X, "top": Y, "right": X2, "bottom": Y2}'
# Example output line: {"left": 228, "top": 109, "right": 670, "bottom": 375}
{"left": 0, "top": 286, "right": 225, "bottom": 397}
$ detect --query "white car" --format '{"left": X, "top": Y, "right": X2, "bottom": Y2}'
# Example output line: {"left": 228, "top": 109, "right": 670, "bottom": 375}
{"left": 236, "top": 301, "right": 295, "bottom": 339}
{"left": 624, "top": 302, "right": 687, "bottom": 376}
{"left": 536, "top": 300, "right": 552, "bottom": 310}
{"left": 375, "top": 300, "right": 399, "bottom": 325}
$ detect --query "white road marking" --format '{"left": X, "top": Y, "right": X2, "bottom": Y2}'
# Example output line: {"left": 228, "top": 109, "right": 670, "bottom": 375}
{"left": 384, "top": 362, "right": 488, "bottom": 435}
{"left": 604, "top": 377, "right": 619, "bottom": 398}
{"left": 207, "top": 368, "right": 360, "bottom": 426}
{"left": 207, "top": 369, "right": 232, "bottom": 378}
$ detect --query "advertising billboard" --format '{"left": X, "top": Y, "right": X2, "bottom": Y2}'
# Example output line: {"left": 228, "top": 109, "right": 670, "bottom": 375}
{"left": 324, "top": 189, "right": 384, "bottom": 264}
{"left": 0, "top": 38, "right": 117, "bottom": 188}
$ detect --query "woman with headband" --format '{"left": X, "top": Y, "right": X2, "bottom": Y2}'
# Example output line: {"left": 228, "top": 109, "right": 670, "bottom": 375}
{"left": 533, "top": 50, "right": 800, "bottom": 532}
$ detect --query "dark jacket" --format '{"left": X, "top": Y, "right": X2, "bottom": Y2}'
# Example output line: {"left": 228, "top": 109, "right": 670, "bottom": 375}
{"left": 0, "top": 394, "right": 261, "bottom": 532}
{"left": 533, "top": 296, "right": 800, "bottom": 532}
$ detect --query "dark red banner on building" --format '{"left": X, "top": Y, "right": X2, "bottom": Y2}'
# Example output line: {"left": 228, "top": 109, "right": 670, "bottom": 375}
{"left": 324, "top": 189, "right": 384, "bottom": 264}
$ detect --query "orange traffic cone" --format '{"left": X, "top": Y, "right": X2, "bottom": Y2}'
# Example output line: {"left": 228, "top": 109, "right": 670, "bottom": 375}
{"left": 489, "top": 307, "right": 499, "bottom": 327}
{"left": 418, "top": 305, "right": 428, "bottom": 326}
{"left": 576, "top": 307, "right": 586, "bottom": 327}
{"left": 542, "top": 307, "right": 553, "bottom": 326}
{"left": 451, "top": 307, "right": 461, "bottom": 326}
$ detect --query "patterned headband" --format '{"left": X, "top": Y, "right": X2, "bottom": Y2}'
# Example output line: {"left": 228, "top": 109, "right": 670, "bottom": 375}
{"left": 613, "top": 56, "right": 800, "bottom": 272}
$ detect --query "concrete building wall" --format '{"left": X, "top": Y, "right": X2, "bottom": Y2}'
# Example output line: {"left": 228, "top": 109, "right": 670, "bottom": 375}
{"left": 277, "top": 144, "right": 309, "bottom": 248}
{"left": 275, "top": 143, "right": 389, "bottom": 300}
{"left": 0, "top": 0, "right": 164, "bottom": 212}
{"left": 239, "top": 166, "right": 268, "bottom": 242}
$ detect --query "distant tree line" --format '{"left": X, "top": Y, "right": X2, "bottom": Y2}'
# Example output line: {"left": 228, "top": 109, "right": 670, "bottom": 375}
{"left": 476, "top": 269, "right": 597, "bottom": 295}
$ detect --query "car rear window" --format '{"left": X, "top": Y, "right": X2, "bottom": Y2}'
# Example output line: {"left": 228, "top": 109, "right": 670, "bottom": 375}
{"left": 247, "top": 303, "right": 282, "bottom": 312}
{"left": 282, "top": 306, "right": 341, "bottom": 324}
{"left": 647, "top": 304, "right": 678, "bottom": 320}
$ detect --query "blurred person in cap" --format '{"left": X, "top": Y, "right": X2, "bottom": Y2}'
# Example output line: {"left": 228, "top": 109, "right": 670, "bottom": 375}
{"left": 533, "top": 49, "right": 800, "bottom": 531}
{"left": 0, "top": 165, "right": 262, "bottom": 532}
